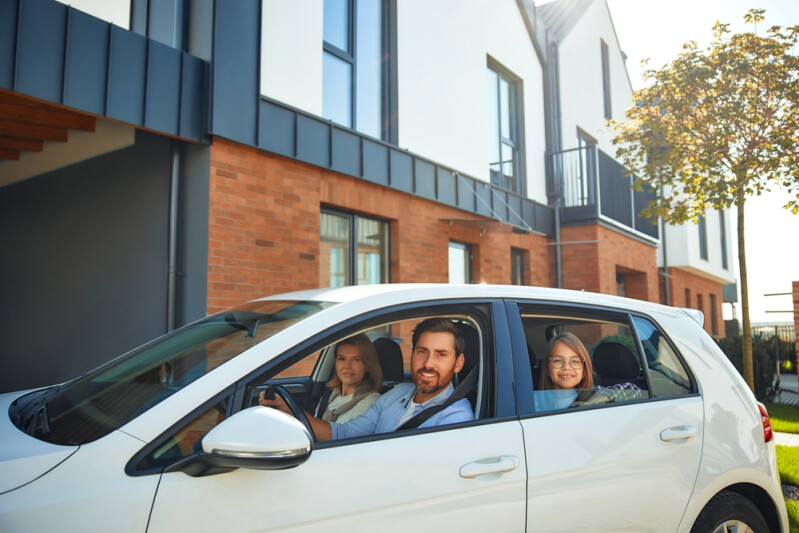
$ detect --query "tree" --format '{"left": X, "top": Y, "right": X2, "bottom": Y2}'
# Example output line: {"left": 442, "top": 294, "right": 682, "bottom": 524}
{"left": 609, "top": 10, "right": 799, "bottom": 391}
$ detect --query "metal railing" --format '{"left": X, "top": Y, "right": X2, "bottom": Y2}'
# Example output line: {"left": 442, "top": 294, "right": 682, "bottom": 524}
{"left": 546, "top": 145, "right": 658, "bottom": 239}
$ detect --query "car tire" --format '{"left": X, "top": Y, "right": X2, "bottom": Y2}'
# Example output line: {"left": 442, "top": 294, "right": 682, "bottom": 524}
{"left": 690, "top": 490, "right": 769, "bottom": 533}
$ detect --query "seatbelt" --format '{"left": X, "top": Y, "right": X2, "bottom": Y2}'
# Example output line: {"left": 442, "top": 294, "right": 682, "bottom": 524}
{"left": 396, "top": 368, "right": 477, "bottom": 431}
{"left": 315, "top": 387, "right": 333, "bottom": 418}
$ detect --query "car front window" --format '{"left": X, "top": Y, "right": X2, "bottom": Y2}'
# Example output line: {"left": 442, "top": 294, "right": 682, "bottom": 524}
{"left": 10, "top": 300, "right": 334, "bottom": 445}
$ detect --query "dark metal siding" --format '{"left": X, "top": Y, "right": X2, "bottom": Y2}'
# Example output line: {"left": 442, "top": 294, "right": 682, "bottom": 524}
{"left": 3, "top": 0, "right": 206, "bottom": 142}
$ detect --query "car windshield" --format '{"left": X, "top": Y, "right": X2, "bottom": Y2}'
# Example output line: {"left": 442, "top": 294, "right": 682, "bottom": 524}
{"left": 10, "top": 299, "right": 334, "bottom": 445}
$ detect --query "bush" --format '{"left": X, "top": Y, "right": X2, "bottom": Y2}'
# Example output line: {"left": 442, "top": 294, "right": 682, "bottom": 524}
{"left": 717, "top": 334, "right": 796, "bottom": 400}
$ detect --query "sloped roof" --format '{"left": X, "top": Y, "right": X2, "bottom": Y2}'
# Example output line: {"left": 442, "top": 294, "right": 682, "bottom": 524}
{"left": 537, "top": 0, "right": 595, "bottom": 42}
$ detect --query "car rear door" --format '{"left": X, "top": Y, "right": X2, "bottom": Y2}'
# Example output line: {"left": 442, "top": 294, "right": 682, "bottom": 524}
{"left": 507, "top": 302, "right": 704, "bottom": 532}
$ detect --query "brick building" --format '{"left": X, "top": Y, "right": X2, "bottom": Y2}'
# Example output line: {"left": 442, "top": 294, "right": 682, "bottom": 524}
{"left": 0, "top": 0, "right": 734, "bottom": 392}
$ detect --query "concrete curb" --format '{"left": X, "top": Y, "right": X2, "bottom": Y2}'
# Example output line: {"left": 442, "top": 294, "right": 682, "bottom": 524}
{"left": 774, "top": 432, "right": 799, "bottom": 447}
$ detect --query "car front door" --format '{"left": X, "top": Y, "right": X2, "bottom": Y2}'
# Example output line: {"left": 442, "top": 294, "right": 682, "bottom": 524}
{"left": 145, "top": 301, "right": 527, "bottom": 532}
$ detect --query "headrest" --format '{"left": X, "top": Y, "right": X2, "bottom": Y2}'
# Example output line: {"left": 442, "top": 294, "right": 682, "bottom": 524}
{"left": 592, "top": 342, "right": 639, "bottom": 380}
{"left": 373, "top": 337, "right": 404, "bottom": 382}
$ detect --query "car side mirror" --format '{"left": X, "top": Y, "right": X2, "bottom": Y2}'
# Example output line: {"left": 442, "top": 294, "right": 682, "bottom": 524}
{"left": 168, "top": 406, "right": 312, "bottom": 477}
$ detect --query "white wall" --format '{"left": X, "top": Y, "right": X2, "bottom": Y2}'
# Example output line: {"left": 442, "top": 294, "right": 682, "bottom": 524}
{"left": 54, "top": 0, "right": 130, "bottom": 28}
{"left": 556, "top": 0, "right": 632, "bottom": 154}
{"left": 258, "top": 0, "right": 547, "bottom": 203}
{"left": 659, "top": 208, "right": 735, "bottom": 284}
{"left": 260, "top": 0, "right": 323, "bottom": 114}
{"left": 396, "top": 0, "right": 547, "bottom": 201}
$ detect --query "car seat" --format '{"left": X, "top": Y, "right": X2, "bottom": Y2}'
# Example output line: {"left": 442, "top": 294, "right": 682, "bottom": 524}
{"left": 592, "top": 341, "right": 643, "bottom": 388}
{"left": 373, "top": 337, "right": 404, "bottom": 392}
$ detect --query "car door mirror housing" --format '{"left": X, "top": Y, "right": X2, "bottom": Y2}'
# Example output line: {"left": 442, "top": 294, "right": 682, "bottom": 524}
{"left": 167, "top": 406, "right": 313, "bottom": 477}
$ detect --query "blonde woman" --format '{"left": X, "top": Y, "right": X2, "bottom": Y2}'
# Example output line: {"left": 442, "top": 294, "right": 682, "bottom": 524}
{"left": 318, "top": 334, "right": 383, "bottom": 423}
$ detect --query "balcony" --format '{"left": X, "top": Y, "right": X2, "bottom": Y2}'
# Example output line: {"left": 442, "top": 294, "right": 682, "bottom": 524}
{"left": 546, "top": 145, "right": 659, "bottom": 240}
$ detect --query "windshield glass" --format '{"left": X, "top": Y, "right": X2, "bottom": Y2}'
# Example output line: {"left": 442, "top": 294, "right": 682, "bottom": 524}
{"left": 11, "top": 300, "right": 334, "bottom": 445}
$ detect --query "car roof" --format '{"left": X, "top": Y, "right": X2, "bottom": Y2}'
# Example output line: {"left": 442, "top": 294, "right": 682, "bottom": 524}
{"left": 254, "top": 283, "right": 691, "bottom": 321}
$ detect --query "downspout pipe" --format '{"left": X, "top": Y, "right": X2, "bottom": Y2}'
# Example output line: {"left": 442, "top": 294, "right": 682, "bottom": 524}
{"left": 167, "top": 141, "right": 180, "bottom": 331}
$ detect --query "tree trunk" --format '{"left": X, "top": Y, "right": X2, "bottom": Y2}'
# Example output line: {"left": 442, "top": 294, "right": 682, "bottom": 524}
{"left": 737, "top": 193, "right": 755, "bottom": 391}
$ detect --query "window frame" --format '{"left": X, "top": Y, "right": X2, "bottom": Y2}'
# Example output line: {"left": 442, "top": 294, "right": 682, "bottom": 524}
{"left": 320, "top": 208, "right": 390, "bottom": 287}
{"left": 448, "top": 241, "right": 474, "bottom": 284}
{"left": 322, "top": 0, "right": 395, "bottom": 142}
{"left": 487, "top": 58, "right": 525, "bottom": 195}
{"left": 510, "top": 300, "right": 698, "bottom": 418}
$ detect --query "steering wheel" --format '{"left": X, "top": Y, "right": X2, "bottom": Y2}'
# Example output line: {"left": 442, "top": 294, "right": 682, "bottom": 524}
{"left": 263, "top": 384, "right": 316, "bottom": 442}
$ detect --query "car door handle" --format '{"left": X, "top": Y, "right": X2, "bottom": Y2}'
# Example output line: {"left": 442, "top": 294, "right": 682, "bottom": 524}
{"left": 460, "top": 455, "right": 519, "bottom": 478}
{"left": 660, "top": 426, "right": 697, "bottom": 442}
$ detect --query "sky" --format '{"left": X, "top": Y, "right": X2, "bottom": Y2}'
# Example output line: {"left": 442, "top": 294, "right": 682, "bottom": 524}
{"left": 604, "top": 0, "right": 799, "bottom": 324}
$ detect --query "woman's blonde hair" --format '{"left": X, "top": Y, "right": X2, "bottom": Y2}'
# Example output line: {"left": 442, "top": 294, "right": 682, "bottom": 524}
{"left": 326, "top": 333, "right": 382, "bottom": 393}
{"left": 538, "top": 332, "right": 593, "bottom": 391}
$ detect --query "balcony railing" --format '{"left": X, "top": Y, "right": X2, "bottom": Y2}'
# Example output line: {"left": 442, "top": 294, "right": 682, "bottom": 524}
{"left": 546, "top": 145, "right": 659, "bottom": 240}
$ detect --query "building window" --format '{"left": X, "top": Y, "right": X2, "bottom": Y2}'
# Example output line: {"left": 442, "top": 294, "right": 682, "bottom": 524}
{"left": 601, "top": 40, "right": 612, "bottom": 119}
{"left": 709, "top": 293, "right": 718, "bottom": 336}
{"left": 320, "top": 210, "right": 389, "bottom": 287}
{"left": 616, "top": 273, "right": 627, "bottom": 297}
{"left": 697, "top": 294, "right": 704, "bottom": 323}
{"left": 698, "top": 213, "right": 708, "bottom": 260}
{"left": 449, "top": 242, "right": 473, "bottom": 284}
{"left": 685, "top": 288, "right": 691, "bottom": 308}
{"left": 719, "top": 211, "right": 728, "bottom": 270}
{"left": 487, "top": 62, "right": 522, "bottom": 193}
{"left": 323, "top": 0, "right": 388, "bottom": 140}
{"left": 511, "top": 248, "right": 525, "bottom": 285}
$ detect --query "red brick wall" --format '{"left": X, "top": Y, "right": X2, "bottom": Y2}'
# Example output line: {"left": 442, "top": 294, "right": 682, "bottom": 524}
{"left": 660, "top": 267, "right": 726, "bottom": 338}
{"left": 207, "top": 139, "right": 555, "bottom": 313}
{"left": 559, "top": 225, "right": 659, "bottom": 302}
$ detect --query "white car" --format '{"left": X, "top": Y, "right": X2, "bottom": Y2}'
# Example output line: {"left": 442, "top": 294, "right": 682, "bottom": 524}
{"left": 0, "top": 284, "right": 788, "bottom": 532}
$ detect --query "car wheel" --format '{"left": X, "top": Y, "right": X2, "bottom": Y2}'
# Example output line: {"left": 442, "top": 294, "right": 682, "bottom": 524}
{"left": 690, "top": 490, "right": 769, "bottom": 533}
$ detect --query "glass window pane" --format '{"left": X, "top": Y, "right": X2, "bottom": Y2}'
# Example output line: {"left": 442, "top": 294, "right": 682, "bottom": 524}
{"left": 323, "top": 0, "right": 349, "bottom": 52}
{"left": 323, "top": 52, "right": 353, "bottom": 127}
{"left": 355, "top": 0, "right": 383, "bottom": 138}
{"left": 321, "top": 212, "right": 351, "bottom": 287}
{"left": 632, "top": 317, "right": 692, "bottom": 397}
{"left": 448, "top": 242, "right": 471, "bottom": 284}
{"left": 487, "top": 68, "right": 500, "bottom": 183}
{"left": 356, "top": 216, "right": 388, "bottom": 285}
{"left": 500, "top": 77, "right": 511, "bottom": 139}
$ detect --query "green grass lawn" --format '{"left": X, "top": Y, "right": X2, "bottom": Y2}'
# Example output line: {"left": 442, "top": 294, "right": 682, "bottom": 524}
{"left": 766, "top": 403, "right": 799, "bottom": 434}
{"left": 767, "top": 402, "right": 799, "bottom": 532}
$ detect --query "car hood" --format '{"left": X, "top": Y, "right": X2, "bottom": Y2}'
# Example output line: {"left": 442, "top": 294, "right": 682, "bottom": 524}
{"left": 0, "top": 391, "right": 78, "bottom": 494}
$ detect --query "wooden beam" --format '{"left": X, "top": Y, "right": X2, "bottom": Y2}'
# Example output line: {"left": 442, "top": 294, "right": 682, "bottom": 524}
{"left": 0, "top": 147, "right": 20, "bottom": 160}
{"left": 0, "top": 135, "right": 43, "bottom": 152}
{"left": 0, "top": 101, "right": 95, "bottom": 132}
{"left": 0, "top": 120, "right": 68, "bottom": 142}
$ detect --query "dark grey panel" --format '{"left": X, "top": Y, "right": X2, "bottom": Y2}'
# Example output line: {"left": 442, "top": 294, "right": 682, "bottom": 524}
{"left": 507, "top": 194, "right": 523, "bottom": 226}
{"left": 457, "top": 175, "right": 475, "bottom": 211}
{"left": 145, "top": 41, "right": 181, "bottom": 135}
{"left": 362, "top": 139, "right": 388, "bottom": 186}
{"left": 148, "top": 0, "right": 182, "bottom": 48}
{"left": 296, "top": 115, "right": 330, "bottom": 167}
{"left": 389, "top": 149, "right": 413, "bottom": 193}
{"left": 180, "top": 53, "right": 206, "bottom": 141}
{"left": 415, "top": 159, "right": 435, "bottom": 200}
{"left": 15, "top": 0, "right": 66, "bottom": 101}
{"left": 0, "top": 131, "right": 172, "bottom": 393}
{"left": 177, "top": 142, "right": 211, "bottom": 326}
{"left": 63, "top": 9, "right": 108, "bottom": 115}
{"left": 437, "top": 168, "right": 456, "bottom": 205}
{"left": 107, "top": 26, "right": 147, "bottom": 125}
{"left": 259, "top": 100, "right": 295, "bottom": 157}
{"left": 211, "top": 0, "right": 259, "bottom": 145}
{"left": 331, "top": 128, "right": 361, "bottom": 177}
{"left": 475, "top": 181, "right": 493, "bottom": 217}
{"left": 492, "top": 189, "right": 509, "bottom": 222}
{"left": 0, "top": 0, "right": 18, "bottom": 89}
